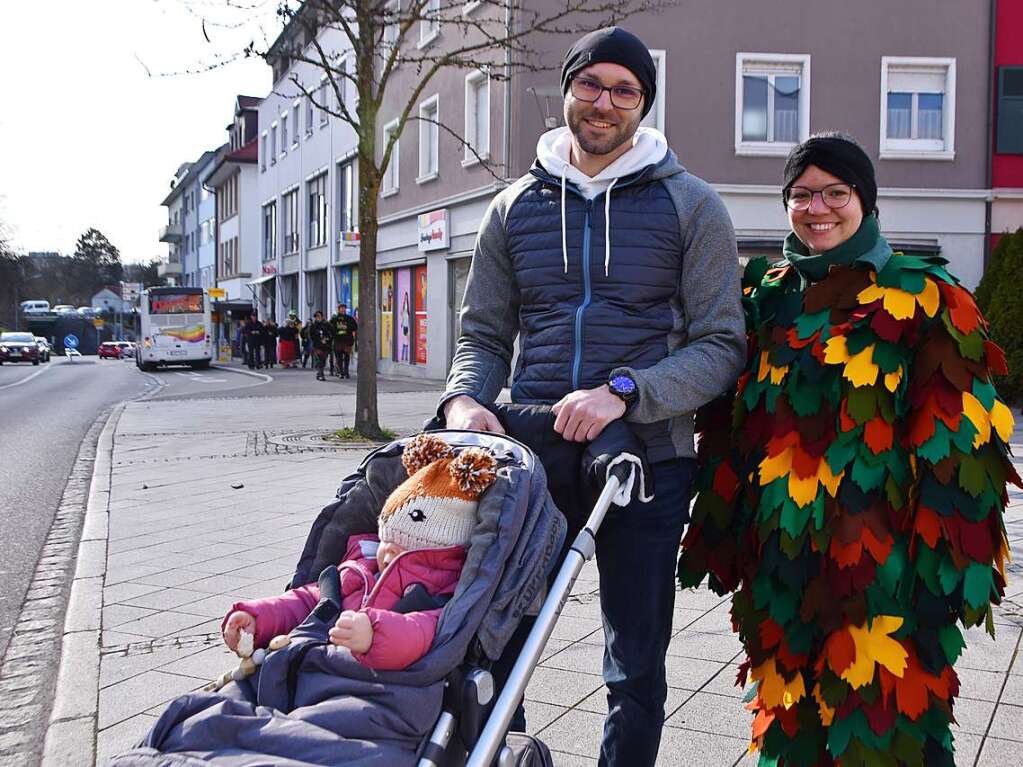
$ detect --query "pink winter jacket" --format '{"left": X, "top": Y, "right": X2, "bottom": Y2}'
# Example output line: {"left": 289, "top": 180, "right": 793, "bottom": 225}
{"left": 223, "top": 534, "right": 466, "bottom": 670}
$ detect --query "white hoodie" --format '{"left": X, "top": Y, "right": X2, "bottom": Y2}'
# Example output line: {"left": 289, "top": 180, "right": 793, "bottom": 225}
{"left": 534, "top": 125, "right": 669, "bottom": 274}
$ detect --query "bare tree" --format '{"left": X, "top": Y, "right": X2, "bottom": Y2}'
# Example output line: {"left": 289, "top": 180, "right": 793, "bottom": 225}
{"left": 215, "top": 0, "right": 669, "bottom": 437}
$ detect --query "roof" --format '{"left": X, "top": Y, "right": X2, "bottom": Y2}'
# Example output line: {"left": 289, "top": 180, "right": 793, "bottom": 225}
{"left": 226, "top": 139, "right": 258, "bottom": 163}
{"left": 206, "top": 138, "right": 258, "bottom": 189}
{"left": 161, "top": 148, "right": 221, "bottom": 206}
{"left": 237, "top": 95, "right": 261, "bottom": 112}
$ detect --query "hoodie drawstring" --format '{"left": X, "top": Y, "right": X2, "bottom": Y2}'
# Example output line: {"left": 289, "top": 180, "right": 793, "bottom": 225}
{"left": 560, "top": 166, "right": 568, "bottom": 274}
{"left": 604, "top": 178, "right": 617, "bottom": 277}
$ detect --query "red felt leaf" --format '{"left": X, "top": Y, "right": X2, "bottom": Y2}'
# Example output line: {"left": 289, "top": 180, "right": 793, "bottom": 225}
{"left": 840, "top": 399, "right": 858, "bottom": 433}
{"left": 895, "top": 661, "right": 930, "bottom": 719}
{"left": 985, "top": 340, "right": 1009, "bottom": 376}
{"left": 914, "top": 505, "right": 942, "bottom": 549}
{"left": 760, "top": 619, "right": 784, "bottom": 650}
{"left": 865, "top": 696, "right": 898, "bottom": 735}
{"left": 864, "top": 417, "right": 894, "bottom": 455}
{"left": 861, "top": 525, "right": 894, "bottom": 565}
{"left": 792, "top": 445, "right": 820, "bottom": 479}
{"left": 830, "top": 536, "right": 863, "bottom": 569}
{"left": 871, "top": 308, "right": 907, "bottom": 342}
{"left": 786, "top": 326, "right": 818, "bottom": 350}
{"left": 777, "top": 704, "right": 800, "bottom": 737}
{"left": 776, "top": 642, "right": 809, "bottom": 671}
{"left": 713, "top": 461, "right": 740, "bottom": 503}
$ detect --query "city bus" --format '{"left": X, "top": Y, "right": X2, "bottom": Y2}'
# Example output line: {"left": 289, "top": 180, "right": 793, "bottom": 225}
{"left": 134, "top": 286, "right": 212, "bottom": 371}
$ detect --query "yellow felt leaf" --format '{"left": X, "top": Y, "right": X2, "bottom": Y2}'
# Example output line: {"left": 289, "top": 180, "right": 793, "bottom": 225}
{"left": 757, "top": 351, "right": 788, "bottom": 384}
{"left": 856, "top": 283, "right": 884, "bottom": 307}
{"left": 813, "top": 684, "right": 835, "bottom": 727}
{"left": 759, "top": 446, "right": 794, "bottom": 486}
{"left": 884, "top": 367, "right": 903, "bottom": 393}
{"left": 823, "top": 335, "right": 849, "bottom": 365}
{"left": 843, "top": 344, "right": 880, "bottom": 387}
{"left": 882, "top": 288, "right": 917, "bottom": 321}
{"left": 916, "top": 278, "right": 940, "bottom": 318}
{"left": 752, "top": 658, "right": 806, "bottom": 710}
{"left": 841, "top": 615, "right": 907, "bottom": 689}
{"left": 990, "top": 400, "right": 1015, "bottom": 443}
{"left": 962, "top": 392, "right": 991, "bottom": 448}
{"left": 788, "top": 473, "right": 819, "bottom": 508}
{"left": 818, "top": 461, "right": 844, "bottom": 498}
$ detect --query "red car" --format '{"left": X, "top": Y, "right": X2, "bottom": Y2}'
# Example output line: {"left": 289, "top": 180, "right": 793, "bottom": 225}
{"left": 98, "top": 341, "right": 123, "bottom": 359}
{"left": 0, "top": 332, "right": 41, "bottom": 365}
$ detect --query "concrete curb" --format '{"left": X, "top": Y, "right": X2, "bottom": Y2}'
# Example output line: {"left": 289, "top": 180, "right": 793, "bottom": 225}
{"left": 41, "top": 403, "right": 124, "bottom": 767}
{"left": 210, "top": 363, "right": 273, "bottom": 384}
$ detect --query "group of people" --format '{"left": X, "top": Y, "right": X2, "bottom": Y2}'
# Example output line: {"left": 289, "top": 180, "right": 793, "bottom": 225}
{"left": 240, "top": 304, "right": 358, "bottom": 380}
{"left": 212, "top": 25, "right": 1015, "bottom": 767}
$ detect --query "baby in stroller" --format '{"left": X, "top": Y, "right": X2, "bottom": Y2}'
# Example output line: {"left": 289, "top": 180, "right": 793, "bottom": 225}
{"left": 221, "top": 433, "right": 498, "bottom": 671}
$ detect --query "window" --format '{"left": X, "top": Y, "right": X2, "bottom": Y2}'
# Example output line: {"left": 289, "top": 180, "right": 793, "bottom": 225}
{"left": 338, "top": 158, "right": 358, "bottom": 233}
{"left": 319, "top": 81, "right": 329, "bottom": 127}
{"left": 640, "top": 50, "right": 667, "bottom": 133}
{"left": 263, "top": 201, "right": 277, "bottom": 261}
{"left": 418, "top": 95, "right": 439, "bottom": 182}
{"left": 280, "top": 113, "right": 288, "bottom": 153}
{"left": 998, "top": 66, "right": 1023, "bottom": 154}
{"left": 308, "top": 173, "right": 328, "bottom": 248}
{"left": 218, "top": 174, "right": 239, "bottom": 222}
{"left": 292, "top": 103, "right": 301, "bottom": 145}
{"left": 383, "top": 0, "right": 400, "bottom": 48}
{"left": 337, "top": 57, "right": 348, "bottom": 112}
{"left": 419, "top": 0, "right": 440, "bottom": 48}
{"left": 221, "top": 236, "right": 239, "bottom": 277}
{"left": 735, "top": 53, "right": 810, "bottom": 156}
{"left": 270, "top": 123, "right": 278, "bottom": 165}
{"left": 880, "top": 57, "right": 956, "bottom": 160}
{"left": 283, "top": 189, "right": 300, "bottom": 253}
{"left": 463, "top": 0, "right": 482, "bottom": 14}
{"left": 306, "top": 95, "right": 314, "bottom": 136}
{"left": 200, "top": 219, "right": 212, "bottom": 246}
{"left": 464, "top": 70, "right": 490, "bottom": 164}
{"left": 382, "top": 119, "right": 400, "bottom": 195}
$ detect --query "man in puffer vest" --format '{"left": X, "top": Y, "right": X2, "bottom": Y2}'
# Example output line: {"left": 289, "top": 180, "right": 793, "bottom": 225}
{"left": 440, "top": 26, "right": 746, "bottom": 767}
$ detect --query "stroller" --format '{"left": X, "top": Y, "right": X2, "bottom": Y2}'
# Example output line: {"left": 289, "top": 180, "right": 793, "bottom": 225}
{"left": 110, "top": 406, "right": 649, "bottom": 767}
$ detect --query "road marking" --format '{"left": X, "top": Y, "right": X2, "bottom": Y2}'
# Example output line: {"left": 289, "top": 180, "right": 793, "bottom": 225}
{"left": 0, "top": 363, "right": 53, "bottom": 390}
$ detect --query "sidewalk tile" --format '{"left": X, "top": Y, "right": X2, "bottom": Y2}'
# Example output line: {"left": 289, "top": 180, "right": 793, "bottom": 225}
{"left": 665, "top": 691, "right": 750, "bottom": 739}
{"left": 953, "top": 697, "right": 997, "bottom": 735}
{"left": 534, "top": 708, "right": 604, "bottom": 758}
{"left": 523, "top": 700, "right": 570, "bottom": 733}
{"left": 977, "top": 736, "right": 1023, "bottom": 765}
{"left": 667, "top": 630, "right": 745, "bottom": 663}
{"left": 112, "top": 610, "right": 211, "bottom": 639}
{"left": 524, "top": 667, "right": 604, "bottom": 708}
{"left": 157, "top": 644, "right": 237, "bottom": 681}
{"left": 120, "top": 587, "right": 213, "bottom": 611}
{"left": 96, "top": 713, "right": 158, "bottom": 767}
{"left": 654, "top": 727, "right": 747, "bottom": 767}
{"left": 99, "top": 670, "right": 203, "bottom": 729}
{"left": 988, "top": 701, "right": 1023, "bottom": 741}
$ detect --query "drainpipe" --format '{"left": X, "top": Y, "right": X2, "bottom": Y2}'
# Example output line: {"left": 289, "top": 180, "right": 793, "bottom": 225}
{"left": 503, "top": 0, "right": 513, "bottom": 182}
{"left": 984, "top": 0, "right": 997, "bottom": 272}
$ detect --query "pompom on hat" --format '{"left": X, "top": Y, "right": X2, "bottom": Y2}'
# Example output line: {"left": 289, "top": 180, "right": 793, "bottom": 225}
{"left": 378, "top": 434, "right": 498, "bottom": 551}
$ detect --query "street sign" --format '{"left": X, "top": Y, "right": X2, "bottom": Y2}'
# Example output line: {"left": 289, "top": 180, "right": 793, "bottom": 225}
{"left": 63, "top": 334, "right": 79, "bottom": 349}
{"left": 93, "top": 318, "right": 105, "bottom": 328}
{"left": 208, "top": 288, "right": 226, "bottom": 299}
{"left": 121, "top": 282, "right": 143, "bottom": 301}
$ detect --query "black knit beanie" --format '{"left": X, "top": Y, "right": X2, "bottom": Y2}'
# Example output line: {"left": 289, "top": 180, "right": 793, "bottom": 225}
{"left": 782, "top": 134, "right": 878, "bottom": 215}
{"left": 560, "top": 27, "right": 657, "bottom": 119}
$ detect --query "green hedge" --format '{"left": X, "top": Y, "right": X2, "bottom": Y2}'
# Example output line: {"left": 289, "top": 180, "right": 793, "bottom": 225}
{"left": 976, "top": 228, "right": 1023, "bottom": 404}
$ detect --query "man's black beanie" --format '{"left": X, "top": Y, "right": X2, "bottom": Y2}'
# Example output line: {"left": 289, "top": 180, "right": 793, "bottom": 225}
{"left": 560, "top": 27, "right": 657, "bottom": 118}
{"left": 782, "top": 134, "right": 878, "bottom": 215}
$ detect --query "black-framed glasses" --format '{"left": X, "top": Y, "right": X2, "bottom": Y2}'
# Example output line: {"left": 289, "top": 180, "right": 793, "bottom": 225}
{"left": 569, "top": 76, "right": 645, "bottom": 111}
{"left": 784, "top": 183, "right": 856, "bottom": 211}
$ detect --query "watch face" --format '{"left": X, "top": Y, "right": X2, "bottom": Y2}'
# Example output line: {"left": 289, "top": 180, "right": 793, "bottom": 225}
{"left": 610, "top": 375, "right": 636, "bottom": 395}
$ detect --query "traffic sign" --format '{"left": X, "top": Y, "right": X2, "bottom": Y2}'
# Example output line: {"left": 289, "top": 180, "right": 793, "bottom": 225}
{"left": 93, "top": 318, "right": 105, "bottom": 328}
{"left": 208, "top": 288, "right": 226, "bottom": 299}
{"left": 63, "top": 334, "right": 79, "bottom": 349}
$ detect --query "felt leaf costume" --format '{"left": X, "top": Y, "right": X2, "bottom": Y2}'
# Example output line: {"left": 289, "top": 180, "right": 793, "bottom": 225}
{"left": 678, "top": 216, "right": 1019, "bottom": 767}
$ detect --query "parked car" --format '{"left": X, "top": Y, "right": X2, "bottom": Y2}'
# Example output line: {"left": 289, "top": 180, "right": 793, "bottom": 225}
{"left": 78, "top": 306, "right": 97, "bottom": 318}
{"left": 34, "top": 337, "right": 51, "bottom": 362}
{"left": 20, "top": 300, "right": 50, "bottom": 315}
{"left": 0, "top": 332, "right": 41, "bottom": 365}
{"left": 117, "top": 341, "right": 136, "bottom": 358}
{"left": 98, "top": 341, "right": 123, "bottom": 359}
{"left": 52, "top": 304, "right": 76, "bottom": 315}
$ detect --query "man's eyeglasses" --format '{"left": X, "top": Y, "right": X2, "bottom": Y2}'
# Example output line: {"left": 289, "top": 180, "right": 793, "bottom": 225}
{"left": 569, "top": 76, "right": 645, "bottom": 111}
{"left": 784, "top": 183, "right": 856, "bottom": 211}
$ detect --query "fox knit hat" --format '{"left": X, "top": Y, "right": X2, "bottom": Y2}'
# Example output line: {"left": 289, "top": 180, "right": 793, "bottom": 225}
{"left": 378, "top": 434, "right": 498, "bottom": 551}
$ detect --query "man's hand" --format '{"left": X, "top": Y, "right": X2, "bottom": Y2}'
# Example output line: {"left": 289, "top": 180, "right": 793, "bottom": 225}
{"left": 443, "top": 395, "right": 506, "bottom": 434}
{"left": 552, "top": 385, "right": 627, "bottom": 443}
{"left": 329, "top": 610, "right": 374, "bottom": 653}
{"left": 223, "top": 611, "right": 257, "bottom": 654}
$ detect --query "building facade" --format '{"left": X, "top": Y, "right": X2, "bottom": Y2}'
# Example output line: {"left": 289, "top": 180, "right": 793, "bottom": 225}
{"left": 158, "top": 163, "right": 190, "bottom": 286}
{"left": 991, "top": 0, "right": 1023, "bottom": 248}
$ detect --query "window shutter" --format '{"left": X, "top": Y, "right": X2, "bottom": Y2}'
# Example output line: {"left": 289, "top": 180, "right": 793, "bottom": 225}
{"left": 997, "top": 66, "right": 1023, "bottom": 155}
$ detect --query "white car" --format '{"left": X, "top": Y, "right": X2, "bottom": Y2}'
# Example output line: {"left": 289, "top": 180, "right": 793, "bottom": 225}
{"left": 52, "top": 304, "right": 76, "bottom": 314}
{"left": 77, "top": 306, "right": 97, "bottom": 318}
{"left": 34, "top": 337, "right": 51, "bottom": 362}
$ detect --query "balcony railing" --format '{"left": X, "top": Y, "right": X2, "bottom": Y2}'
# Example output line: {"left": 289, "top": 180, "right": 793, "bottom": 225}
{"left": 159, "top": 221, "right": 183, "bottom": 243}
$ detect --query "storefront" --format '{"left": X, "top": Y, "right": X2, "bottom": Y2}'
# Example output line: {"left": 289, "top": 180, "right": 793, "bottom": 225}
{"left": 378, "top": 263, "right": 427, "bottom": 367}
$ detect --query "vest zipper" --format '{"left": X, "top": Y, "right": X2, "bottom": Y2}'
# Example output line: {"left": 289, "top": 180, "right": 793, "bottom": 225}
{"left": 571, "top": 199, "right": 594, "bottom": 391}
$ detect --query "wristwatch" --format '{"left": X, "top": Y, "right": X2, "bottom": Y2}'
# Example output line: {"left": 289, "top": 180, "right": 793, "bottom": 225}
{"left": 607, "top": 372, "right": 638, "bottom": 411}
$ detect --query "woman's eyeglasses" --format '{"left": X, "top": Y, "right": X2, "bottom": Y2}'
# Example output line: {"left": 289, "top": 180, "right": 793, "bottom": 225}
{"left": 785, "top": 183, "right": 856, "bottom": 211}
{"left": 569, "top": 76, "right": 645, "bottom": 111}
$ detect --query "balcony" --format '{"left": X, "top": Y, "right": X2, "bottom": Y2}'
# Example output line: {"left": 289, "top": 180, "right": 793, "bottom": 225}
{"left": 159, "top": 221, "right": 182, "bottom": 243}
{"left": 157, "top": 255, "right": 182, "bottom": 278}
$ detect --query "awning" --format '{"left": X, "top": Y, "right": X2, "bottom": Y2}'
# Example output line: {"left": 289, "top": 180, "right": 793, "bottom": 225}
{"left": 247, "top": 273, "right": 276, "bottom": 286}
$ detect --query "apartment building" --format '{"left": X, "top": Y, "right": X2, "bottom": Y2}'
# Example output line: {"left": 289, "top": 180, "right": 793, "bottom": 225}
{"left": 992, "top": 0, "right": 1023, "bottom": 248}
{"left": 162, "top": 149, "right": 220, "bottom": 289}
{"left": 158, "top": 162, "right": 190, "bottom": 286}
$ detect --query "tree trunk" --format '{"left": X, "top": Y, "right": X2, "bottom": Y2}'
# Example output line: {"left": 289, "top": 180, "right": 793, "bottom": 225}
{"left": 354, "top": 151, "right": 384, "bottom": 439}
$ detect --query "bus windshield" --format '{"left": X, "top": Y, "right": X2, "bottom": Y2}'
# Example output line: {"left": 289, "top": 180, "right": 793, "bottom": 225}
{"left": 150, "top": 292, "right": 204, "bottom": 314}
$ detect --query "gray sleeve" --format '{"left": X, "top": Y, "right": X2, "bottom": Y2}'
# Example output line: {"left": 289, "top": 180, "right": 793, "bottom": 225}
{"left": 619, "top": 179, "right": 746, "bottom": 423}
{"left": 440, "top": 193, "right": 521, "bottom": 411}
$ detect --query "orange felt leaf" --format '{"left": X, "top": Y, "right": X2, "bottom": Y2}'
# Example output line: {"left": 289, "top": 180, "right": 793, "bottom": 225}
{"left": 861, "top": 526, "right": 894, "bottom": 565}
{"left": 751, "top": 707, "right": 774, "bottom": 739}
{"left": 914, "top": 505, "right": 942, "bottom": 549}
{"left": 831, "top": 537, "right": 863, "bottom": 568}
{"left": 864, "top": 417, "right": 894, "bottom": 455}
{"left": 940, "top": 282, "right": 981, "bottom": 335}
{"left": 895, "top": 664, "right": 930, "bottom": 719}
{"left": 826, "top": 628, "right": 856, "bottom": 675}
{"left": 786, "top": 326, "right": 818, "bottom": 350}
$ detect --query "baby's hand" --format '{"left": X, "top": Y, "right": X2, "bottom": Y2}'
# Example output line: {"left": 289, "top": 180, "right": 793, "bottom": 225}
{"left": 223, "top": 611, "right": 257, "bottom": 654}
{"left": 329, "top": 610, "right": 373, "bottom": 653}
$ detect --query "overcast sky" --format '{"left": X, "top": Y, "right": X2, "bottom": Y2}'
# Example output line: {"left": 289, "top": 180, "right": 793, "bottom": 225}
{"left": 0, "top": 0, "right": 279, "bottom": 263}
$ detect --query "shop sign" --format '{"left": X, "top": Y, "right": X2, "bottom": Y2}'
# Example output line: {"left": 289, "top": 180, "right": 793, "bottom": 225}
{"left": 417, "top": 209, "right": 448, "bottom": 251}
{"left": 208, "top": 288, "right": 226, "bottom": 299}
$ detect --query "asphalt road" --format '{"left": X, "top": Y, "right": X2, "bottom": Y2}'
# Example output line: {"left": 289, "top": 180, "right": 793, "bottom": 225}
{"left": 0, "top": 356, "right": 149, "bottom": 660}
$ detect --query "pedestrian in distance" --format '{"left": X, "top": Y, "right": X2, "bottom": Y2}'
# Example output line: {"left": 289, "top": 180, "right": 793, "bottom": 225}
{"left": 329, "top": 302, "right": 358, "bottom": 379}
{"left": 309, "top": 310, "right": 333, "bottom": 381}
{"left": 262, "top": 318, "right": 278, "bottom": 369}
{"left": 278, "top": 311, "right": 300, "bottom": 368}
{"left": 440, "top": 26, "right": 745, "bottom": 766}
{"left": 243, "top": 313, "right": 263, "bottom": 370}
{"left": 300, "top": 318, "right": 312, "bottom": 368}
{"left": 678, "top": 133, "right": 1018, "bottom": 767}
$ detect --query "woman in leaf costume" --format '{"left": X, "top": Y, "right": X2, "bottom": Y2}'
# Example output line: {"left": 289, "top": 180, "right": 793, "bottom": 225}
{"left": 678, "top": 134, "right": 1018, "bottom": 767}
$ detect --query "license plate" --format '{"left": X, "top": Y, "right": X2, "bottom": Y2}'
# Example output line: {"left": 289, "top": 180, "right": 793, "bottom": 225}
{"left": 168, "top": 350, "right": 187, "bottom": 356}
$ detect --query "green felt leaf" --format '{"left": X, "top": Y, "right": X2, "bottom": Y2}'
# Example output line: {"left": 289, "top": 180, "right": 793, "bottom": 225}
{"left": 959, "top": 454, "right": 987, "bottom": 497}
{"left": 795, "top": 308, "right": 829, "bottom": 339}
{"left": 884, "top": 475, "right": 907, "bottom": 509}
{"left": 916, "top": 423, "right": 953, "bottom": 464}
{"left": 852, "top": 454, "right": 887, "bottom": 492}
{"left": 847, "top": 387, "right": 877, "bottom": 424}
{"left": 938, "top": 623, "right": 965, "bottom": 664}
{"left": 758, "top": 479, "right": 788, "bottom": 518}
{"left": 938, "top": 552, "right": 961, "bottom": 595}
{"left": 744, "top": 256, "right": 770, "bottom": 289}
{"left": 963, "top": 561, "right": 994, "bottom": 609}
{"left": 826, "top": 434, "right": 860, "bottom": 473}
{"left": 846, "top": 326, "right": 875, "bottom": 355}
{"left": 891, "top": 730, "right": 925, "bottom": 767}
{"left": 913, "top": 544, "right": 942, "bottom": 595}
{"left": 872, "top": 342, "right": 903, "bottom": 374}
{"left": 950, "top": 420, "right": 978, "bottom": 455}
{"left": 788, "top": 378, "right": 825, "bottom": 417}
{"left": 875, "top": 541, "right": 908, "bottom": 596}
{"left": 972, "top": 379, "right": 998, "bottom": 409}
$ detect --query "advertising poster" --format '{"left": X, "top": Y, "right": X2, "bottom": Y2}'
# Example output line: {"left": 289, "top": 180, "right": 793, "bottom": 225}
{"left": 351, "top": 269, "right": 359, "bottom": 322}
{"left": 150, "top": 293, "right": 203, "bottom": 314}
{"left": 379, "top": 270, "right": 394, "bottom": 360}
{"left": 339, "top": 267, "right": 353, "bottom": 308}
{"left": 414, "top": 265, "right": 427, "bottom": 365}
{"left": 395, "top": 267, "right": 412, "bottom": 364}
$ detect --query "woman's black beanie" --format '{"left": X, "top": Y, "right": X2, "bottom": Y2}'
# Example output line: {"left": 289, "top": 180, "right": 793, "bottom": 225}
{"left": 782, "top": 132, "right": 878, "bottom": 215}
{"left": 560, "top": 27, "right": 657, "bottom": 119}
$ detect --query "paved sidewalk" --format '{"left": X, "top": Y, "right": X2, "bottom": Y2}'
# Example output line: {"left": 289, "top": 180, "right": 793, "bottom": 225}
{"left": 42, "top": 387, "right": 1023, "bottom": 766}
